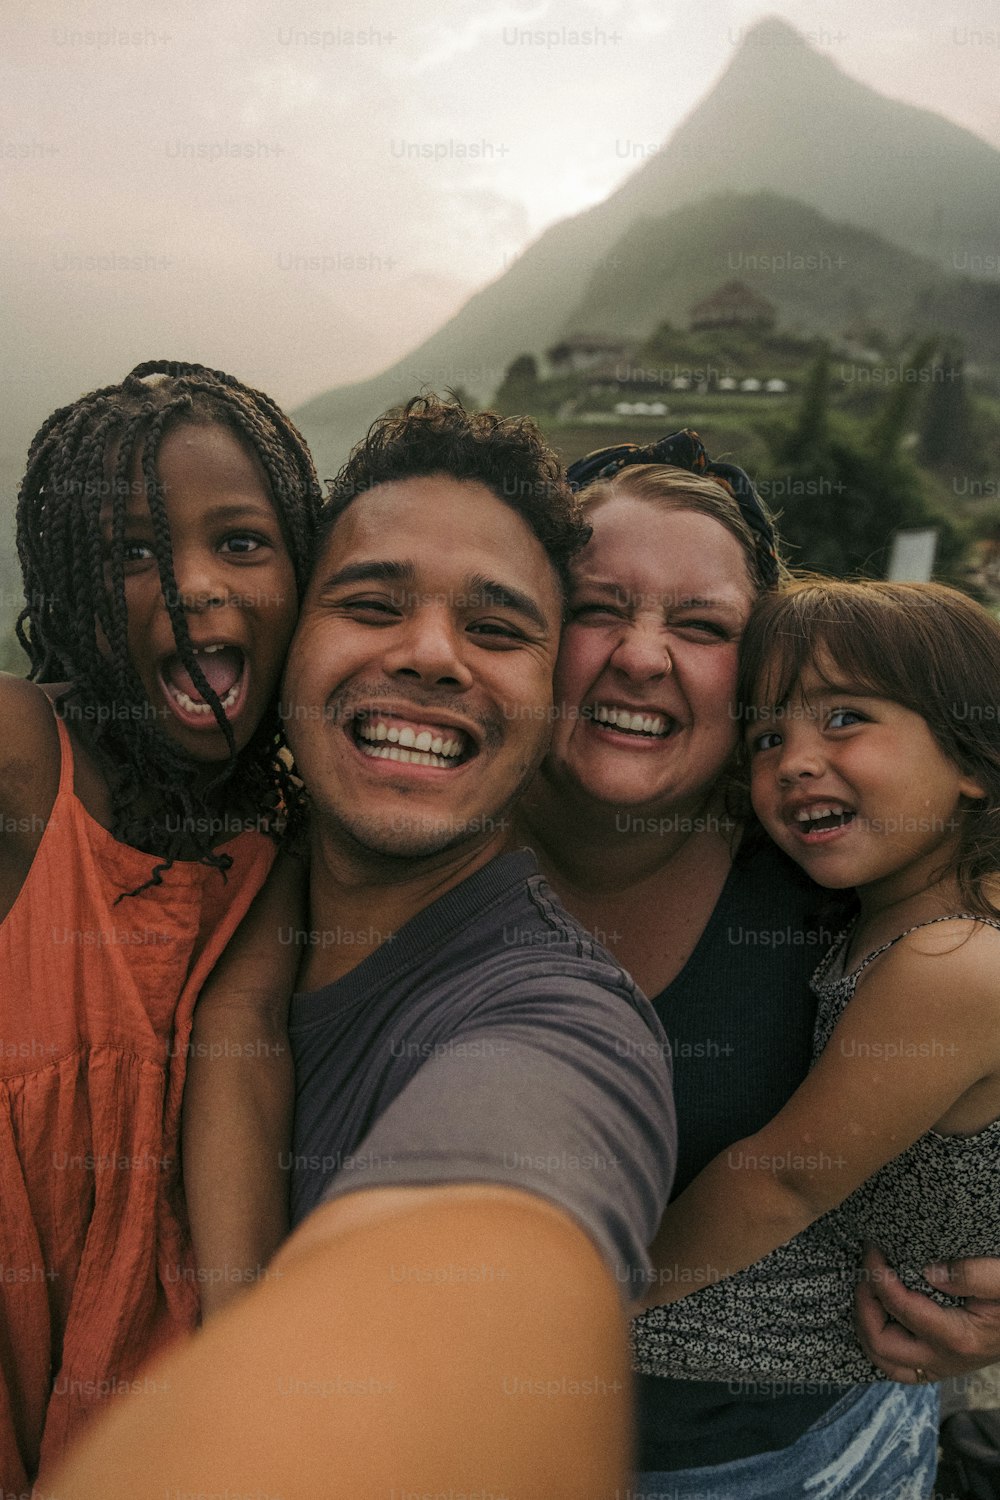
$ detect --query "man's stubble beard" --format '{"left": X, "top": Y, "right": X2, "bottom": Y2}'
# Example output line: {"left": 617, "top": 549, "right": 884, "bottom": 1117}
{"left": 308, "top": 747, "right": 547, "bottom": 877}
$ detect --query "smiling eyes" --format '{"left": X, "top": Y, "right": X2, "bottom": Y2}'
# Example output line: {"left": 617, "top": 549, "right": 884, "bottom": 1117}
{"left": 337, "top": 596, "right": 528, "bottom": 644}
{"left": 828, "top": 707, "right": 867, "bottom": 729}
{"left": 116, "top": 532, "right": 273, "bottom": 566}
{"left": 220, "top": 534, "right": 269, "bottom": 555}
{"left": 569, "top": 601, "right": 732, "bottom": 640}
{"left": 748, "top": 705, "right": 870, "bottom": 753}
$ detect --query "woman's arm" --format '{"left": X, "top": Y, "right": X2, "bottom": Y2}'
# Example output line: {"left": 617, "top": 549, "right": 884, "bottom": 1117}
{"left": 183, "top": 850, "right": 306, "bottom": 1317}
{"left": 640, "top": 922, "right": 1000, "bottom": 1311}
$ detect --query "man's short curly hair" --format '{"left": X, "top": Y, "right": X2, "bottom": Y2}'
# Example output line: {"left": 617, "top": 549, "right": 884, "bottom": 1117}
{"left": 322, "top": 394, "right": 590, "bottom": 598}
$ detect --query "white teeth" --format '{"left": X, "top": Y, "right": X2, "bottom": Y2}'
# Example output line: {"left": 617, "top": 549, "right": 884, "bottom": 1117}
{"left": 357, "top": 742, "right": 456, "bottom": 769}
{"left": 173, "top": 690, "right": 212, "bottom": 715}
{"left": 354, "top": 718, "right": 466, "bottom": 761}
{"left": 796, "top": 805, "right": 844, "bottom": 823}
{"left": 169, "top": 681, "right": 239, "bottom": 715}
{"left": 594, "top": 705, "right": 667, "bottom": 736}
{"left": 201, "top": 643, "right": 225, "bottom": 655}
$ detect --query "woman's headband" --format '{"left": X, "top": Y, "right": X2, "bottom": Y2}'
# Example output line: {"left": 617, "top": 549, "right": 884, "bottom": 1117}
{"left": 566, "top": 427, "right": 780, "bottom": 588}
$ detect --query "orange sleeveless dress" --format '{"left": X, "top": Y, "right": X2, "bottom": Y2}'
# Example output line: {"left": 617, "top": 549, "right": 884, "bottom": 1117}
{"left": 0, "top": 711, "right": 275, "bottom": 1491}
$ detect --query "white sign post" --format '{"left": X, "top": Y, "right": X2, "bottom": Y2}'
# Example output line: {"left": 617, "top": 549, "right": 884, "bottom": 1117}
{"left": 886, "top": 528, "right": 938, "bottom": 583}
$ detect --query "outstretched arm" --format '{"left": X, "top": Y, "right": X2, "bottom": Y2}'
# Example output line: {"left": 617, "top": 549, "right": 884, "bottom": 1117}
{"left": 641, "top": 926, "right": 1000, "bottom": 1310}
{"left": 51, "top": 1186, "right": 632, "bottom": 1498}
{"left": 183, "top": 850, "right": 305, "bottom": 1316}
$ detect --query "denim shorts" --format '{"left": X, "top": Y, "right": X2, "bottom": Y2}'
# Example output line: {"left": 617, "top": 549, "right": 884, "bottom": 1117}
{"left": 632, "top": 1381, "right": 940, "bottom": 1500}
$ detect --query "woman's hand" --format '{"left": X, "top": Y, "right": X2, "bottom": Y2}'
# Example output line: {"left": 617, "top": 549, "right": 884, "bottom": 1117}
{"left": 855, "top": 1243, "right": 1000, "bottom": 1385}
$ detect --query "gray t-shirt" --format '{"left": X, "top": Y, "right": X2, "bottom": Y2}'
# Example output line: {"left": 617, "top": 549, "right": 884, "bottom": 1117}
{"left": 289, "top": 850, "right": 676, "bottom": 1289}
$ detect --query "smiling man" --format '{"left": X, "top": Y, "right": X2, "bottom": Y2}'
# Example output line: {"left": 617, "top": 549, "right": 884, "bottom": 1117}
{"left": 53, "top": 397, "right": 676, "bottom": 1499}
{"left": 284, "top": 471, "right": 558, "bottom": 900}
{"left": 284, "top": 402, "right": 675, "bottom": 1247}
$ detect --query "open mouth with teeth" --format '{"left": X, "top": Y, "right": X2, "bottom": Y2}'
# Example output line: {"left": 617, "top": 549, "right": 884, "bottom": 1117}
{"left": 351, "top": 712, "right": 474, "bottom": 770}
{"left": 158, "top": 644, "right": 249, "bottom": 727}
{"left": 793, "top": 806, "right": 856, "bottom": 837}
{"left": 591, "top": 705, "right": 674, "bottom": 740}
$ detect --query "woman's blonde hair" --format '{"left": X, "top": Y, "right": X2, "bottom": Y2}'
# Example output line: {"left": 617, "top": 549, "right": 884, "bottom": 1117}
{"left": 579, "top": 464, "right": 788, "bottom": 597}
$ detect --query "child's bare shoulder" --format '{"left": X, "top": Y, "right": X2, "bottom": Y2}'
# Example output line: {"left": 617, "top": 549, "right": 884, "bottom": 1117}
{"left": 0, "top": 677, "right": 67, "bottom": 916}
{"left": 0, "top": 675, "right": 63, "bottom": 821}
{"left": 871, "top": 916, "right": 1000, "bottom": 1014}
{"left": 899, "top": 914, "right": 1000, "bottom": 960}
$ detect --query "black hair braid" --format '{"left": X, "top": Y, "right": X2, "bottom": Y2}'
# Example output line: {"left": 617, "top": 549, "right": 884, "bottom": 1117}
{"left": 224, "top": 403, "right": 309, "bottom": 567}
{"left": 20, "top": 402, "right": 121, "bottom": 679}
{"left": 102, "top": 411, "right": 143, "bottom": 664}
{"left": 15, "top": 361, "right": 322, "bottom": 892}
{"left": 139, "top": 399, "right": 239, "bottom": 755}
{"left": 128, "top": 359, "right": 234, "bottom": 385}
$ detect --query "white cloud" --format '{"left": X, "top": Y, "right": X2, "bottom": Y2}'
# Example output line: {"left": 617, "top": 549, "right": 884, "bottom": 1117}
{"left": 400, "top": 2, "right": 550, "bottom": 75}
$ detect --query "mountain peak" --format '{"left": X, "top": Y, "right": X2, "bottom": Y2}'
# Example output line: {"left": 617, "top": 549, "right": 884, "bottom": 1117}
{"left": 737, "top": 15, "right": 811, "bottom": 50}
{"left": 705, "top": 14, "right": 844, "bottom": 105}
{"left": 294, "top": 15, "right": 1000, "bottom": 466}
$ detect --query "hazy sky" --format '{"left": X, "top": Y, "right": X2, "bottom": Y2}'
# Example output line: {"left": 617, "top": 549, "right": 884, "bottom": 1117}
{"left": 3, "top": 0, "right": 999, "bottom": 467}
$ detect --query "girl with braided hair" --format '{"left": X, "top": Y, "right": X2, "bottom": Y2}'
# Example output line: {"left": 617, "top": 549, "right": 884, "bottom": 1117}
{"left": 0, "top": 360, "right": 321, "bottom": 1489}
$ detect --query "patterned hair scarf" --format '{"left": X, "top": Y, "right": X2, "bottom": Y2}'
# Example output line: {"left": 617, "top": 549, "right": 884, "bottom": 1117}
{"left": 566, "top": 427, "right": 780, "bottom": 588}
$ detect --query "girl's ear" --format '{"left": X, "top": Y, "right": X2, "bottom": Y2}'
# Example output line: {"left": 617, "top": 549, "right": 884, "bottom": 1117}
{"left": 959, "top": 771, "right": 988, "bottom": 802}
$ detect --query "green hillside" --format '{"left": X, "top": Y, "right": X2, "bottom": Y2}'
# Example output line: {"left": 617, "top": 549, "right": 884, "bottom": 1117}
{"left": 564, "top": 192, "right": 1000, "bottom": 360}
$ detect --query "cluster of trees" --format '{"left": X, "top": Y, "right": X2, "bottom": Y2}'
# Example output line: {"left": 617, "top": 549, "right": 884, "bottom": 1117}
{"left": 761, "top": 342, "right": 982, "bottom": 580}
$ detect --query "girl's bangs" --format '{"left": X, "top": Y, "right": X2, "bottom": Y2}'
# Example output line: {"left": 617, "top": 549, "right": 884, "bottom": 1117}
{"left": 741, "top": 587, "right": 916, "bottom": 721}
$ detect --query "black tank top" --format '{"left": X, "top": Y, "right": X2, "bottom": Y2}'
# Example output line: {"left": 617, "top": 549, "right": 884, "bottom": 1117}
{"left": 636, "top": 837, "right": 854, "bottom": 1470}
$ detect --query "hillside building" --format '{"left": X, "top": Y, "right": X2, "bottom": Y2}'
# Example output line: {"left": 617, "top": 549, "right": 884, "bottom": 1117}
{"left": 546, "top": 334, "right": 633, "bottom": 376}
{"left": 689, "top": 281, "right": 777, "bottom": 332}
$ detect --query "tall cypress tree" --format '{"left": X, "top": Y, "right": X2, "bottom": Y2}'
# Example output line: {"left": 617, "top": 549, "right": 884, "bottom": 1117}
{"left": 868, "top": 338, "right": 935, "bottom": 465}
{"left": 918, "top": 347, "right": 977, "bottom": 469}
{"left": 781, "top": 343, "right": 830, "bottom": 463}
{"left": 493, "top": 354, "right": 539, "bottom": 415}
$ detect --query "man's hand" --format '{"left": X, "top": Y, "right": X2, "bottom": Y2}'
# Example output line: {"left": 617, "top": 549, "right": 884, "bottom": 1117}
{"left": 855, "top": 1243, "right": 1000, "bottom": 1384}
